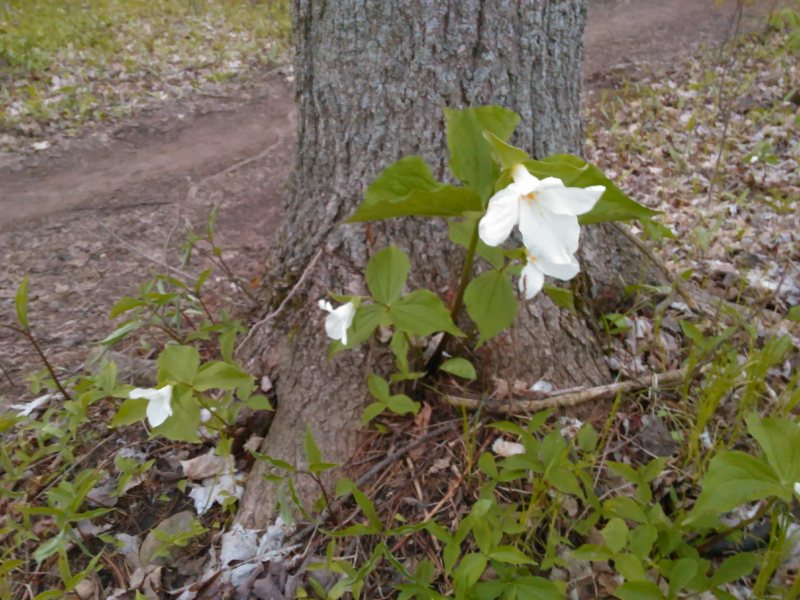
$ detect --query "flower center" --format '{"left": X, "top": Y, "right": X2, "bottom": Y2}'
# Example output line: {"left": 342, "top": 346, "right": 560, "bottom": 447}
{"left": 527, "top": 254, "right": 538, "bottom": 264}
{"left": 522, "top": 191, "right": 539, "bottom": 204}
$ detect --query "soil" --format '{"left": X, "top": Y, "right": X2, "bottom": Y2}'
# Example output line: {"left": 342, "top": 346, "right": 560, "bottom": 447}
{"left": 0, "top": 0, "right": 775, "bottom": 400}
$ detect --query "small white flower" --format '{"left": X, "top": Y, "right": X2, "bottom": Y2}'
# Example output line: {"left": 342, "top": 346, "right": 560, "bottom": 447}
{"left": 129, "top": 385, "right": 173, "bottom": 428}
{"left": 492, "top": 438, "right": 526, "bottom": 458}
{"left": 794, "top": 482, "right": 800, "bottom": 497}
{"left": 479, "top": 164, "right": 604, "bottom": 264}
{"left": 318, "top": 300, "right": 356, "bottom": 345}
{"left": 519, "top": 249, "right": 580, "bottom": 299}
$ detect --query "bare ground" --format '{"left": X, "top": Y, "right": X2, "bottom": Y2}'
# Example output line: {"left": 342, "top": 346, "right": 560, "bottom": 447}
{"left": 0, "top": 0, "right": 775, "bottom": 399}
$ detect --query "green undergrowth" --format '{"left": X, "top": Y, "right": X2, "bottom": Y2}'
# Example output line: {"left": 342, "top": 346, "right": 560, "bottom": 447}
{"left": 0, "top": 0, "right": 290, "bottom": 141}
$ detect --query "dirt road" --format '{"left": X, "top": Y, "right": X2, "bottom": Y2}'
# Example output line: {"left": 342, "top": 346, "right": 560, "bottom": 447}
{"left": 0, "top": 0, "right": 772, "bottom": 397}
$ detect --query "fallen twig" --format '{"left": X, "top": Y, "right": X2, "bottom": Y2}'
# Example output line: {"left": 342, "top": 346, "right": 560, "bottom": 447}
{"left": 445, "top": 368, "right": 688, "bottom": 415}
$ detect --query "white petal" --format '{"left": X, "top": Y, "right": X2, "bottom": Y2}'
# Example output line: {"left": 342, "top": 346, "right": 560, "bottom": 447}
{"left": 537, "top": 182, "right": 605, "bottom": 216}
{"left": 133, "top": 385, "right": 173, "bottom": 428}
{"left": 492, "top": 438, "right": 526, "bottom": 457}
{"left": 537, "top": 254, "right": 580, "bottom": 281}
{"left": 510, "top": 164, "right": 540, "bottom": 191}
{"left": 324, "top": 302, "right": 356, "bottom": 344}
{"left": 478, "top": 188, "right": 520, "bottom": 247}
{"left": 795, "top": 482, "right": 800, "bottom": 497}
{"left": 318, "top": 299, "right": 333, "bottom": 312}
{"left": 519, "top": 262, "right": 545, "bottom": 299}
{"left": 518, "top": 199, "right": 581, "bottom": 262}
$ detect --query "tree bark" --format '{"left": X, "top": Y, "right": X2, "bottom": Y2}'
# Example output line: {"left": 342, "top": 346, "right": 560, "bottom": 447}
{"left": 237, "top": 0, "right": 658, "bottom": 529}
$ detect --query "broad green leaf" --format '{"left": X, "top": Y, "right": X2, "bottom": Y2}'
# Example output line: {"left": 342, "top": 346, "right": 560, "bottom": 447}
{"left": 746, "top": 414, "right": 800, "bottom": 484}
{"left": 668, "top": 558, "right": 700, "bottom": 599}
{"left": 390, "top": 331, "right": 409, "bottom": 374}
{"left": 111, "top": 397, "right": 147, "bottom": 427}
{"left": 157, "top": 344, "right": 200, "bottom": 385}
{"left": 345, "top": 304, "right": 389, "bottom": 349}
{"left": 616, "top": 581, "right": 667, "bottom": 600}
{"left": 523, "top": 155, "right": 660, "bottom": 224}
{"left": 463, "top": 270, "right": 518, "bottom": 345}
{"left": 614, "top": 552, "right": 647, "bottom": 582}
{"left": 349, "top": 156, "right": 481, "bottom": 222}
{"left": 601, "top": 517, "right": 629, "bottom": 554}
{"left": 453, "top": 552, "right": 488, "bottom": 590}
{"left": 577, "top": 424, "right": 598, "bottom": 453}
{"left": 152, "top": 387, "right": 200, "bottom": 442}
{"left": 543, "top": 284, "right": 575, "bottom": 311}
{"left": 572, "top": 544, "right": 614, "bottom": 561}
{"left": 386, "top": 394, "right": 420, "bottom": 416}
{"left": 628, "top": 524, "right": 657, "bottom": 559}
{"left": 788, "top": 305, "right": 800, "bottom": 321}
{"left": 447, "top": 215, "right": 504, "bottom": 269}
{"left": 439, "top": 357, "right": 477, "bottom": 380}
{"left": 367, "top": 374, "right": 390, "bottom": 403}
{"left": 15, "top": 275, "right": 29, "bottom": 328}
{"left": 366, "top": 246, "right": 409, "bottom": 304}
{"left": 194, "top": 361, "right": 251, "bottom": 391}
{"left": 360, "top": 402, "right": 386, "bottom": 426}
{"left": 483, "top": 131, "right": 530, "bottom": 169}
{"left": 97, "top": 360, "right": 117, "bottom": 395}
{"left": 708, "top": 552, "right": 759, "bottom": 587}
{"left": 687, "top": 450, "right": 786, "bottom": 522}
{"left": 389, "top": 290, "right": 463, "bottom": 337}
{"left": 488, "top": 545, "right": 535, "bottom": 565}
{"left": 445, "top": 106, "right": 520, "bottom": 201}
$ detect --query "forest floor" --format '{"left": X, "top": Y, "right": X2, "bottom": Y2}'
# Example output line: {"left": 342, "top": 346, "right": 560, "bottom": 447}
{"left": 0, "top": 0, "right": 779, "bottom": 399}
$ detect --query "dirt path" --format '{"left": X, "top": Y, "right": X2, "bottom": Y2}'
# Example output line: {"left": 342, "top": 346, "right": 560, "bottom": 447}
{"left": 0, "top": 0, "right": 773, "bottom": 398}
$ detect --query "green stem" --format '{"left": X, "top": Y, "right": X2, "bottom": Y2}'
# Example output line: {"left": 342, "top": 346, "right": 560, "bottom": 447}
{"left": 426, "top": 220, "right": 480, "bottom": 374}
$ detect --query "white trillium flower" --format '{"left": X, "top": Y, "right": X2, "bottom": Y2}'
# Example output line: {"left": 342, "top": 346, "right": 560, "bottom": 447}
{"left": 519, "top": 250, "right": 580, "bottom": 299}
{"left": 794, "top": 482, "right": 800, "bottom": 497}
{"left": 478, "top": 164, "right": 604, "bottom": 264}
{"left": 318, "top": 300, "right": 356, "bottom": 345}
{"left": 129, "top": 385, "right": 173, "bottom": 428}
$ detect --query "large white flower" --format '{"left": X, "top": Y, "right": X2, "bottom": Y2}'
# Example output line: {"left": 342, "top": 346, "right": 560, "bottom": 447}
{"left": 519, "top": 250, "right": 580, "bottom": 300}
{"left": 318, "top": 300, "right": 356, "bottom": 345}
{"left": 478, "top": 164, "right": 604, "bottom": 264}
{"left": 129, "top": 385, "right": 173, "bottom": 428}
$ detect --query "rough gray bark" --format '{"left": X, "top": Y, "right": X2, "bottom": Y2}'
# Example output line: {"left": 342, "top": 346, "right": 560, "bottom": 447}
{"left": 237, "top": 0, "right": 656, "bottom": 529}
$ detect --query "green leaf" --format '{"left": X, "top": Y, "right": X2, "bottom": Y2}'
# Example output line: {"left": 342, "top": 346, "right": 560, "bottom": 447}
{"left": 788, "top": 305, "right": 800, "bottom": 321}
{"left": 572, "top": 544, "right": 613, "bottom": 561}
{"left": 194, "top": 361, "right": 251, "bottom": 391}
{"left": 336, "top": 478, "right": 383, "bottom": 532}
{"left": 577, "top": 424, "right": 598, "bottom": 453}
{"left": 616, "top": 581, "right": 667, "bottom": 600}
{"left": 157, "top": 345, "right": 200, "bottom": 385}
{"left": 543, "top": 284, "right": 575, "bottom": 311}
{"left": 614, "top": 552, "right": 647, "bottom": 582}
{"left": 386, "top": 394, "right": 420, "bottom": 416}
{"left": 111, "top": 397, "right": 147, "bottom": 427}
{"left": 448, "top": 215, "right": 505, "bottom": 269}
{"left": 390, "top": 331, "right": 409, "bottom": 374}
{"left": 343, "top": 304, "right": 389, "bottom": 350}
{"left": 628, "top": 524, "right": 657, "bottom": 559}
{"left": 15, "top": 275, "right": 29, "bottom": 328}
{"left": 367, "top": 374, "right": 390, "bottom": 403}
{"left": 488, "top": 545, "right": 535, "bottom": 565}
{"left": 439, "top": 357, "right": 477, "bottom": 380}
{"left": 97, "top": 360, "right": 117, "bottom": 395}
{"left": 482, "top": 131, "right": 530, "bottom": 169}
{"left": 708, "top": 553, "right": 759, "bottom": 587}
{"left": 746, "top": 414, "right": 800, "bottom": 485}
{"left": 601, "top": 517, "right": 629, "bottom": 554}
{"left": 98, "top": 319, "right": 140, "bottom": 346}
{"left": 523, "top": 155, "right": 660, "bottom": 224}
{"left": 687, "top": 450, "right": 786, "bottom": 523}
{"left": 445, "top": 106, "right": 520, "bottom": 202}
{"left": 453, "top": 552, "right": 488, "bottom": 590}
{"left": 389, "top": 290, "right": 463, "bottom": 337}
{"left": 152, "top": 387, "right": 200, "bottom": 442}
{"left": 349, "top": 156, "right": 481, "bottom": 222}
{"left": 360, "top": 402, "right": 386, "bottom": 426}
{"left": 109, "top": 296, "right": 145, "bottom": 318}
{"left": 366, "top": 246, "right": 410, "bottom": 304}
{"left": 668, "top": 558, "right": 700, "bottom": 599}
{"left": 463, "top": 270, "right": 518, "bottom": 345}
{"left": 304, "top": 427, "right": 323, "bottom": 467}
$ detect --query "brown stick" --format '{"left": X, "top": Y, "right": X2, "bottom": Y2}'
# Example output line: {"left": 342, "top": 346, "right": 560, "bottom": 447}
{"left": 445, "top": 368, "right": 688, "bottom": 415}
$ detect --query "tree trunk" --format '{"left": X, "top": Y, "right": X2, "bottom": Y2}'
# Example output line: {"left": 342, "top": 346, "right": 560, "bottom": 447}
{"left": 237, "top": 0, "right": 658, "bottom": 529}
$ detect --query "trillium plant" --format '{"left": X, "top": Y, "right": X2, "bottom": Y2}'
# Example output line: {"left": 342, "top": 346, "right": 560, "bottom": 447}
{"left": 319, "top": 106, "right": 659, "bottom": 423}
